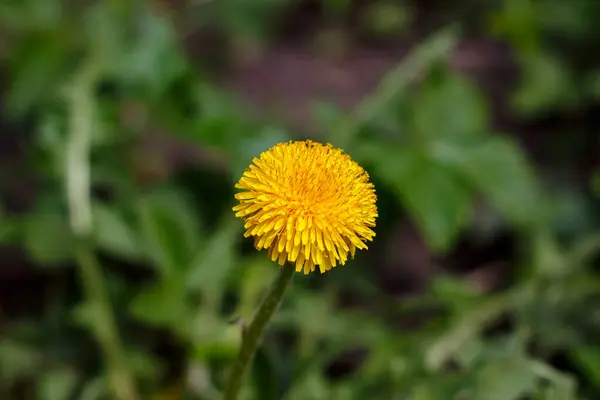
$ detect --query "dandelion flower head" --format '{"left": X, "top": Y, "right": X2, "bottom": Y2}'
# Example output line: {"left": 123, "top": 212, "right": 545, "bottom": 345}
{"left": 233, "top": 140, "right": 377, "bottom": 274}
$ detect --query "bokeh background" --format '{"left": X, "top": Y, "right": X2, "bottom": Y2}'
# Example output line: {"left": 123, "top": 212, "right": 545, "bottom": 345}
{"left": 1, "top": 0, "right": 600, "bottom": 399}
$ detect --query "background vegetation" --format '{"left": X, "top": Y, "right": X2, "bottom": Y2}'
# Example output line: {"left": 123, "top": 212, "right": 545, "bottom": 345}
{"left": 1, "top": 0, "right": 600, "bottom": 399}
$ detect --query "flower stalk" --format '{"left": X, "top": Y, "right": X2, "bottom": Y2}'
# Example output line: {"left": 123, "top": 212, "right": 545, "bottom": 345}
{"left": 229, "top": 140, "right": 377, "bottom": 398}
{"left": 224, "top": 266, "right": 295, "bottom": 400}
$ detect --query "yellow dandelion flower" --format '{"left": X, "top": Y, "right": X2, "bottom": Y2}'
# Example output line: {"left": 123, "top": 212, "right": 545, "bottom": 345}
{"left": 232, "top": 140, "right": 377, "bottom": 274}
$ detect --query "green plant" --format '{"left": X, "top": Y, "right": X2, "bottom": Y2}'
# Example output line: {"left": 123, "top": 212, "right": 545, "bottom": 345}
{"left": 1, "top": 0, "right": 600, "bottom": 399}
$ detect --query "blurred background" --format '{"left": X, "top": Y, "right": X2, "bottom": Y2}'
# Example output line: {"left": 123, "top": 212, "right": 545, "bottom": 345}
{"left": 1, "top": 0, "right": 600, "bottom": 399}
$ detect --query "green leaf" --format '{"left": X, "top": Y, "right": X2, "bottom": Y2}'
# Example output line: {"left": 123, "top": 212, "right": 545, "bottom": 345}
{"left": 252, "top": 345, "right": 280, "bottom": 400}
{"left": 281, "top": 291, "right": 338, "bottom": 348}
{"left": 78, "top": 378, "right": 109, "bottom": 400}
{"left": 413, "top": 68, "right": 488, "bottom": 142}
{"left": 234, "top": 258, "right": 277, "bottom": 318}
{"left": 537, "top": 0, "right": 595, "bottom": 40}
{"left": 127, "top": 349, "right": 163, "bottom": 382}
{"left": 23, "top": 210, "right": 74, "bottom": 266}
{"left": 0, "top": 339, "right": 41, "bottom": 385}
{"left": 186, "top": 215, "right": 240, "bottom": 307}
{"left": 113, "top": 11, "right": 186, "bottom": 96}
{"left": 512, "top": 52, "right": 576, "bottom": 116}
{"left": 331, "top": 25, "right": 459, "bottom": 147}
{"left": 530, "top": 361, "right": 577, "bottom": 400}
{"left": 591, "top": 169, "right": 600, "bottom": 199}
{"left": 216, "top": 0, "right": 282, "bottom": 40}
{"left": 85, "top": 4, "right": 185, "bottom": 98}
{"left": 191, "top": 312, "right": 242, "bottom": 360}
{"left": 431, "top": 275, "right": 481, "bottom": 311}
{"left": 138, "top": 188, "right": 202, "bottom": 276}
{"left": 230, "top": 126, "right": 291, "bottom": 184}
{"left": 412, "top": 374, "right": 467, "bottom": 400}
{"left": 426, "top": 294, "right": 511, "bottom": 370}
{"left": 569, "top": 232, "right": 600, "bottom": 267}
{"left": 570, "top": 345, "right": 600, "bottom": 387}
{"left": 313, "top": 101, "right": 346, "bottom": 133}
{"left": 37, "top": 368, "right": 79, "bottom": 400}
{"left": 0, "top": 205, "right": 19, "bottom": 245}
{"left": 443, "top": 137, "right": 543, "bottom": 228}
{"left": 0, "top": 0, "right": 62, "bottom": 30}
{"left": 129, "top": 278, "right": 192, "bottom": 336}
{"left": 377, "top": 149, "right": 471, "bottom": 252}
{"left": 585, "top": 70, "right": 600, "bottom": 101}
{"left": 92, "top": 203, "right": 144, "bottom": 261}
{"left": 0, "top": 221, "right": 18, "bottom": 245}
{"left": 363, "top": 1, "right": 412, "bottom": 37}
{"left": 284, "top": 371, "right": 330, "bottom": 400}
{"left": 488, "top": 0, "right": 539, "bottom": 53}
{"left": 474, "top": 357, "right": 538, "bottom": 400}
{"left": 548, "top": 188, "right": 596, "bottom": 239}
{"left": 6, "top": 35, "right": 69, "bottom": 117}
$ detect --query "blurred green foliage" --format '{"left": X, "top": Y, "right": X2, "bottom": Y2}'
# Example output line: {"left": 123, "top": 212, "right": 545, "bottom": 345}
{"left": 1, "top": 0, "right": 600, "bottom": 399}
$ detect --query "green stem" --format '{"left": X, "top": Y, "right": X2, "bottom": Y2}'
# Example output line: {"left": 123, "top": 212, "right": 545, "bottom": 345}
{"left": 75, "top": 244, "right": 139, "bottom": 400}
{"left": 65, "top": 60, "right": 138, "bottom": 400}
{"left": 331, "top": 25, "right": 459, "bottom": 148}
{"left": 224, "top": 266, "right": 295, "bottom": 400}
